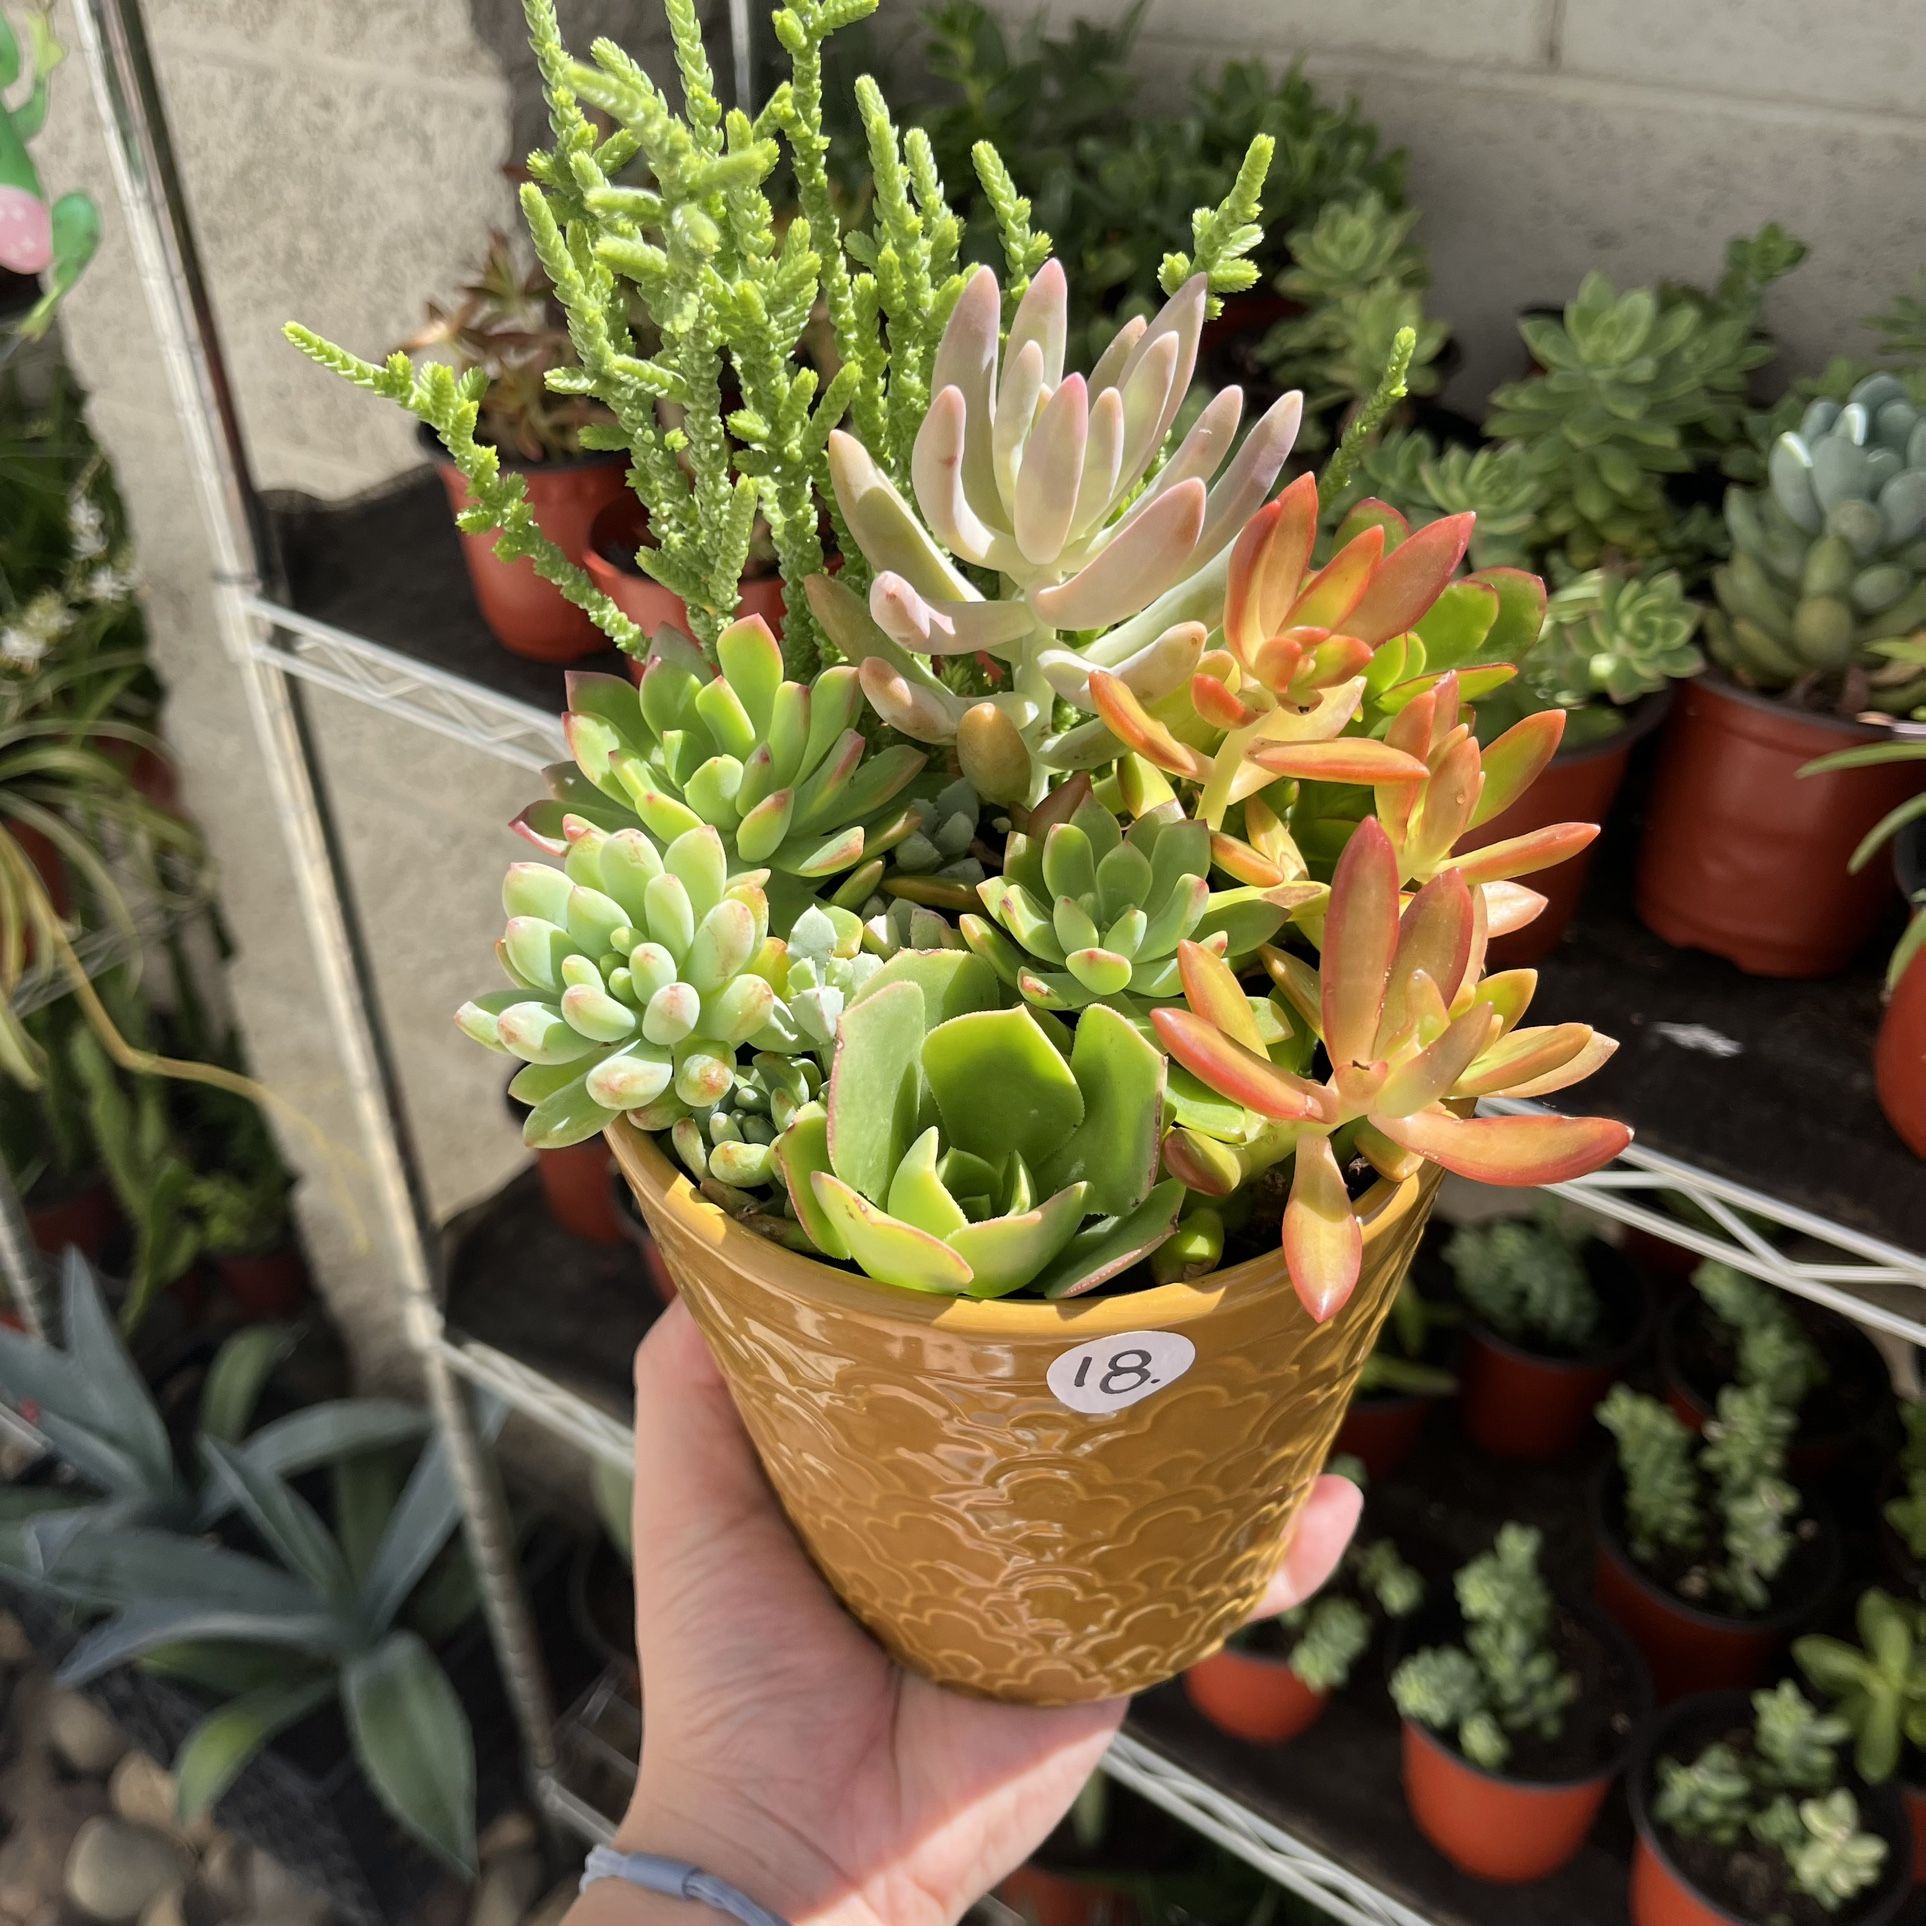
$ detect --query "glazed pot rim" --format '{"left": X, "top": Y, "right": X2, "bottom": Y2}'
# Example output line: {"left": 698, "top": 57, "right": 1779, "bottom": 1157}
{"left": 1687, "top": 669, "right": 1908, "bottom": 743}
{"left": 1627, "top": 1690, "right": 1914, "bottom": 1926}
{"left": 416, "top": 418, "right": 627, "bottom": 475}
{"left": 1552, "top": 683, "right": 1674, "bottom": 767}
{"left": 1390, "top": 1597, "right": 1652, "bottom": 1792}
{"left": 1590, "top": 1464, "right": 1841, "bottom": 1634}
{"left": 607, "top": 1118, "right": 1432, "bottom": 1338}
{"left": 1462, "top": 1244, "right": 1656, "bottom": 1375}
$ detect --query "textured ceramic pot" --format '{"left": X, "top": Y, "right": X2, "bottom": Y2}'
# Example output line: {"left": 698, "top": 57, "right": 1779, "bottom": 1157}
{"left": 1635, "top": 676, "right": 1923, "bottom": 977}
{"left": 609, "top": 1119, "right": 1441, "bottom": 1704}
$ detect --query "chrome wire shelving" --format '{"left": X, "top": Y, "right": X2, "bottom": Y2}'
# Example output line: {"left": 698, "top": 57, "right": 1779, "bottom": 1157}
{"left": 47, "top": 2, "right": 1926, "bottom": 1919}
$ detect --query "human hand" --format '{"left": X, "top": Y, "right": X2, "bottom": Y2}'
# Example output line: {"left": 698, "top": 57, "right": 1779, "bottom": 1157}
{"left": 568, "top": 1299, "right": 1363, "bottom": 1926}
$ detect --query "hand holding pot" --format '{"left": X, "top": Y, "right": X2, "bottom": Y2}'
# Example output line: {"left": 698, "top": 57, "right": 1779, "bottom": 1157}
{"left": 566, "top": 1302, "right": 1362, "bottom": 1926}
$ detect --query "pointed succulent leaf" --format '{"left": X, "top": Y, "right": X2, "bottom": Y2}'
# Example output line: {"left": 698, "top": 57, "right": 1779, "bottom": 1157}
{"left": 1322, "top": 821, "right": 1401, "bottom": 1066}
{"left": 1284, "top": 1133, "right": 1362, "bottom": 1322}
{"left": 885, "top": 1127, "right": 971, "bottom": 1240}
{"left": 1036, "top": 1179, "right": 1185, "bottom": 1298}
{"left": 810, "top": 1174, "right": 975, "bottom": 1293}
{"left": 1370, "top": 1108, "right": 1631, "bottom": 1184}
{"left": 948, "top": 1184, "right": 1089, "bottom": 1299}
{"left": 1152, "top": 1008, "right": 1324, "bottom": 1121}
{"left": 826, "top": 979, "right": 928, "bottom": 1200}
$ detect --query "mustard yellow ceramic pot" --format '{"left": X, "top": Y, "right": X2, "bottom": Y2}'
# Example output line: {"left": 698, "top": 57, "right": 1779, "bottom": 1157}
{"left": 610, "top": 1118, "right": 1442, "bottom": 1705}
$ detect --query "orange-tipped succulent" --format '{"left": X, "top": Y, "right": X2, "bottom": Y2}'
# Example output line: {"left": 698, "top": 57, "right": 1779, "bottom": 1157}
{"left": 1153, "top": 820, "right": 1630, "bottom": 1322}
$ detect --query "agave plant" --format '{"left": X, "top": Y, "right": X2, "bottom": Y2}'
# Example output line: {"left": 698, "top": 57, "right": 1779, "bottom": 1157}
{"left": 0, "top": 1251, "right": 425, "bottom": 1559}
{"left": 772, "top": 949, "right": 1182, "bottom": 1298}
{"left": 811, "top": 251, "right": 1303, "bottom": 803}
{"left": 37, "top": 1409, "right": 497, "bottom": 1872}
{"left": 1153, "top": 823, "right": 1628, "bottom": 1318}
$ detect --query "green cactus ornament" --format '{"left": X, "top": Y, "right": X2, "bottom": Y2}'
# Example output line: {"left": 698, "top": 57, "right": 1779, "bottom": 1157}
{"left": 0, "top": 4, "right": 99, "bottom": 341}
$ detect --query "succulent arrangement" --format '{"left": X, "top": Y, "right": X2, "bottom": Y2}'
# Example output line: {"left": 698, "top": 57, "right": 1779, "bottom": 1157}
{"left": 1486, "top": 230, "right": 1806, "bottom": 575}
{"left": 1654, "top": 1682, "right": 1890, "bottom": 1916}
{"left": 1688, "top": 1259, "right": 1827, "bottom": 1414}
{"left": 297, "top": 0, "right": 1631, "bottom": 1322}
{"left": 0, "top": 1, "right": 99, "bottom": 343}
{"left": 1795, "top": 1590, "right": 1926, "bottom": 1788}
{"left": 1389, "top": 1524, "right": 1578, "bottom": 1771}
{"left": 1230, "top": 1458, "right": 1422, "bottom": 1691}
{"left": 398, "top": 229, "right": 610, "bottom": 464}
{"left": 1711, "top": 373, "right": 1926, "bottom": 716}
{"left": 1256, "top": 192, "right": 1448, "bottom": 449}
{"left": 1599, "top": 1381, "right": 1807, "bottom": 1614}
{"left": 1443, "top": 1201, "right": 1603, "bottom": 1353}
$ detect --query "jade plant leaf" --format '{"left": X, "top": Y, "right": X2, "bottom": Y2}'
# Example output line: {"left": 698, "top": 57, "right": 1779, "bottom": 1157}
{"left": 827, "top": 979, "right": 929, "bottom": 1200}
{"left": 810, "top": 1175, "right": 975, "bottom": 1293}
{"left": 1036, "top": 1179, "right": 1187, "bottom": 1299}
{"left": 1034, "top": 1005, "right": 1165, "bottom": 1217}
{"left": 851, "top": 948, "right": 1000, "bottom": 1024}
{"left": 948, "top": 1183, "right": 1089, "bottom": 1299}
{"left": 923, "top": 1007, "right": 1084, "bottom": 1168}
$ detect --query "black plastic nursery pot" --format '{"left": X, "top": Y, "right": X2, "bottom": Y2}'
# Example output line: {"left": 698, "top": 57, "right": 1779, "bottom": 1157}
{"left": 1391, "top": 1600, "right": 1651, "bottom": 1885}
{"left": 1657, "top": 1292, "right": 1893, "bottom": 1476}
{"left": 1628, "top": 1691, "right": 1913, "bottom": 1926}
{"left": 1458, "top": 1243, "right": 1656, "bottom": 1461}
{"left": 1591, "top": 1469, "right": 1840, "bottom": 1706}
{"left": 4, "top": 1535, "right": 580, "bottom": 1926}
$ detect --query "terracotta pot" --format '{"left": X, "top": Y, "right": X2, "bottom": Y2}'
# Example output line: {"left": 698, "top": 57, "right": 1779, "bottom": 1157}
{"left": 1876, "top": 947, "right": 1926, "bottom": 1158}
{"left": 214, "top": 1247, "right": 310, "bottom": 1319}
{"left": 25, "top": 1175, "right": 115, "bottom": 1259}
{"left": 1621, "top": 1225, "right": 1702, "bottom": 1288}
{"left": 1400, "top": 1717, "right": 1621, "bottom": 1884}
{"left": 535, "top": 1140, "right": 623, "bottom": 1246}
{"left": 1592, "top": 1471, "right": 1839, "bottom": 1704}
{"left": 1635, "top": 676, "right": 1925, "bottom": 977}
{"left": 611, "top": 1171, "right": 677, "bottom": 1304}
{"left": 609, "top": 1119, "right": 1442, "bottom": 1704}
{"left": 1905, "top": 1779, "right": 1926, "bottom": 1886}
{"left": 1630, "top": 1692, "right": 1913, "bottom": 1926}
{"left": 1657, "top": 1294, "right": 1890, "bottom": 1475}
{"left": 1460, "top": 1254, "right": 1655, "bottom": 1461}
{"left": 430, "top": 441, "right": 628, "bottom": 661}
{"left": 1460, "top": 689, "right": 1669, "bottom": 966}
{"left": 584, "top": 497, "right": 787, "bottom": 665}
{"left": 996, "top": 1864, "right": 1137, "bottom": 1926}
{"left": 1334, "top": 1388, "right": 1433, "bottom": 1482}
{"left": 1182, "top": 1642, "right": 1329, "bottom": 1745}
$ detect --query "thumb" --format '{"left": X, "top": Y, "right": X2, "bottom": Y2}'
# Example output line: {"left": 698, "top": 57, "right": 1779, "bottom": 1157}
{"left": 1248, "top": 1474, "right": 1363, "bottom": 1621}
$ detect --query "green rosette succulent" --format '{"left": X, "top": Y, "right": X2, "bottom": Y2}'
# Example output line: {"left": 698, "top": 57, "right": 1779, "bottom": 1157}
{"left": 523, "top": 617, "right": 927, "bottom": 913}
{"left": 960, "top": 792, "right": 1285, "bottom": 1011}
{"left": 459, "top": 821, "right": 793, "bottom": 1148}
{"left": 1712, "top": 374, "right": 1926, "bottom": 713}
{"left": 1336, "top": 430, "right": 1545, "bottom": 572}
{"left": 1528, "top": 566, "right": 1704, "bottom": 708}
{"left": 772, "top": 950, "right": 1183, "bottom": 1299}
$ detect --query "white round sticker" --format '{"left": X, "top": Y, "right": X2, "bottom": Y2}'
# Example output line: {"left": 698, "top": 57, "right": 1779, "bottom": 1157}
{"left": 1047, "top": 1331, "right": 1196, "bottom": 1415}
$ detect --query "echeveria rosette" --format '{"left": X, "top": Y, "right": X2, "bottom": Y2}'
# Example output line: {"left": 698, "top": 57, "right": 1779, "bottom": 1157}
{"left": 960, "top": 790, "right": 1287, "bottom": 1013}
{"left": 522, "top": 616, "right": 927, "bottom": 918}
{"left": 809, "top": 260, "right": 1304, "bottom": 803}
{"left": 1153, "top": 819, "right": 1631, "bottom": 1321}
{"left": 459, "top": 820, "right": 796, "bottom": 1150}
{"left": 772, "top": 950, "right": 1184, "bottom": 1299}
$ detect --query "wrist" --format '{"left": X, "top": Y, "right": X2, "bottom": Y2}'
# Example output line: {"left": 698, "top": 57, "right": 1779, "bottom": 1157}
{"left": 614, "top": 1770, "right": 881, "bottom": 1926}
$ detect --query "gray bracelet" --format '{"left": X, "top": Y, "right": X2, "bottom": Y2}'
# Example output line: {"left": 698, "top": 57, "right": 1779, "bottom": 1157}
{"left": 580, "top": 1846, "right": 795, "bottom": 1926}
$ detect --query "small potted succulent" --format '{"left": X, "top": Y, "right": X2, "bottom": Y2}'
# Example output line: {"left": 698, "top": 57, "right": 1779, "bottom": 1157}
{"left": 585, "top": 497, "right": 789, "bottom": 659}
{"left": 0, "top": 1, "right": 100, "bottom": 341}
{"left": 1458, "top": 565, "right": 1703, "bottom": 962}
{"left": 402, "top": 230, "right": 628, "bottom": 661}
{"left": 1660, "top": 1260, "right": 1891, "bottom": 1473}
{"left": 1878, "top": 1402, "right": 1926, "bottom": 1598}
{"left": 1795, "top": 1590, "right": 1926, "bottom": 1888}
{"left": 1445, "top": 1202, "right": 1652, "bottom": 1460}
{"left": 1332, "top": 1266, "right": 1458, "bottom": 1480}
{"left": 505, "top": 1074, "right": 622, "bottom": 1245}
{"left": 1636, "top": 375, "right": 1926, "bottom": 977}
{"left": 1183, "top": 1456, "right": 1421, "bottom": 1743}
{"left": 1389, "top": 1523, "right": 1650, "bottom": 1883}
{"left": 1595, "top": 1382, "right": 1837, "bottom": 1703}
{"left": 1632, "top": 1682, "right": 1909, "bottom": 1926}
{"left": 295, "top": 0, "right": 1631, "bottom": 1705}
{"left": 1799, "top": 720, "right": 1926, "bottom": 1156}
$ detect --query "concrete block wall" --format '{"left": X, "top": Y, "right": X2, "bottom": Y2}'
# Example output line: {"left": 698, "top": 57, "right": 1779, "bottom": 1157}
{"left": 27, "top": 0, "right": 1924, "bottom": 1379}
{"left": 1022, "top": 0, "right": 1926, "bottom": 406}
